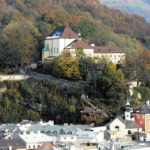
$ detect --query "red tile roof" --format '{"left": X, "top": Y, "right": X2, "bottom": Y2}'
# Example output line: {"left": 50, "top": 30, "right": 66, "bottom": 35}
{"left": 66, "top": 40, "right": 92, "bottom": 49}
{"left": 47, "top": 26, "right": 78, "bottom": 39}
{"left": 60, "top": 26, "right": 78, "bottom": 39}
{"left": 36, "top": 142, "right": 54, "bottom": 150}
{"left": 94, "top": 46, "right": 125, "bottom": 53}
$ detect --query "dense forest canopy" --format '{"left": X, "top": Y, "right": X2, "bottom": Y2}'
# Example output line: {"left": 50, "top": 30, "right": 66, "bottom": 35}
{"left": 0, "top": 0, "right": 150, "bottom": 124}
{"left": 0, "top": 0, "right": 150, "bottom": 72}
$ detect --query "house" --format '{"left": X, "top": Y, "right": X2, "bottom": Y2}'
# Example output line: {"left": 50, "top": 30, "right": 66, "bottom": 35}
{"left": 42, "top": 26, "right": 126, "bottom": 65}
{"left": 132, "top": 100, "right": 150, "bottom": 133}
{"left": 80, "top": 108, "right": 101, "bottom": 124}
{"left": 94, "top": 46, "right": 125, "bottom": 64}
{"left": 19, "top": 132, "right": 53, "bottom": 150}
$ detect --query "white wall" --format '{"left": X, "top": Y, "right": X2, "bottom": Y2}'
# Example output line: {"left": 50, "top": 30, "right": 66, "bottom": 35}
{"left": 59, "top": 39, "right": 76, "bottom": 54}
{"left": 27, "top": 143, "right": 41, "bottom": 150}
{"left": 0, "top": 75, "right": 30, "bottom": 81}
{"left": 109, "top": 118, "right": 126, "bottom": 139}
{"left": 69, "top": 48, "right": 94, "bottom": 57}
{"left": 94, "top": 53, "right": 125, "bottom": 64}
{"left": 58, "top": 135, "right": 77, "bottom": 143}
{"left": 44, "top": 38, "right": 76, "bottom": 57}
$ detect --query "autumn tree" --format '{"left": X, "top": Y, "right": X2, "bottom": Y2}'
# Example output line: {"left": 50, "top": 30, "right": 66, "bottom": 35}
{"left": 1, "top": 19, "right": 41, "bottom": 70}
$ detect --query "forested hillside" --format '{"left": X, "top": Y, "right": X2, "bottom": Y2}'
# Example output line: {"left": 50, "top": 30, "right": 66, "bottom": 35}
{"left": 1, "top": 0, "right": 150, "bottom": 124}
{"left": 0, "top": 0, "right": 150, "bottom": 72}
{"left": 99, "top": 0, "right": 150, "bottom": 22}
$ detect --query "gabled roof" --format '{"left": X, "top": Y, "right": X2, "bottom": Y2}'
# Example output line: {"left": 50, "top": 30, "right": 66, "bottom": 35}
{"left": 65, "top": 40, "right": 92, "bottom": 49}
{"left": 106, "top": 116, "right": 125, "bottom": 126}
{"left": 0, "top": 138, "right": 25, "bottom": 148}
{"left": 94, "top": 46, "right": 125, "bottom": 53}
{"left": 133, "top": 102, "right": 150, "bottom": 114}
{"left": 36, "top": 142, "right": 54, "bottom": 150}
{"left": 125, "top": 120, "right": 142, "bottom": 129}
{"left": 46, "top": 26, "right": 78, "bottom": 40}
{"left": 106, "top": 116, "right": 141, "bottom": 129}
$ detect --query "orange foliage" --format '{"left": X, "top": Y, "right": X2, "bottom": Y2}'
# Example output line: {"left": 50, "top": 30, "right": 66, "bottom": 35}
{"left": 0, "top": 0, "right": 5, "bottom": 4}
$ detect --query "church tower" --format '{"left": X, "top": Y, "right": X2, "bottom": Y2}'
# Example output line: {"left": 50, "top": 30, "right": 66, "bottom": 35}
{"left": 125, "top": 94, "right": 132, "bottom": 120}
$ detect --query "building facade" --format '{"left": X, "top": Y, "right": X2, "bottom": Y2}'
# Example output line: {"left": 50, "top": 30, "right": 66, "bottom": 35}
{"left": 42, "top": 26, "right": 126, "bottom": 64}
{"left": 132, "top": 101, "right": 150, "bottom": 133}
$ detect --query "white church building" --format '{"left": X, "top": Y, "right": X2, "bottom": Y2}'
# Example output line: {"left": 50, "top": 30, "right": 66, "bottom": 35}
{"left": 42, "top": 26, "right": 125, "bottom": 64}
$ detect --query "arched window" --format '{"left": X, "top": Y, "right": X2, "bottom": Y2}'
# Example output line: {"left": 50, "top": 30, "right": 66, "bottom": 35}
{"left": 115, "top": 126, "right": 119, "bottom": 131}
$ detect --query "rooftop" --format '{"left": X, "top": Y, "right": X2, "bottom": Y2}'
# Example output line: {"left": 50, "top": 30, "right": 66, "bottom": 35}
{"left": 126, "top": 120, "right": 142, "bottom": 129}
{"left": 46, "top": 26, "right": 78, "bottom": 40}
{"left": 19, "top": 132, "right": 53, "bottom": 143}
{"left": 107, "top": 116, "right": 142, "bottom": 129}
{"left": 133, "top": 101, "right": 150, "bottom": 114}
{"left": 65, "top": 39, "right": 92, "bottom": 49}
{"left": 36, "top": 142, "right": 54, "bottom": 150}
{"left": 0, "top": 124, "right": 17, "bottom": 132}
{"left": 94, "top": 46, "right": 125, "bottom": 53}
{"left": 0, "top": 138, "right": 25, "bottom": 148}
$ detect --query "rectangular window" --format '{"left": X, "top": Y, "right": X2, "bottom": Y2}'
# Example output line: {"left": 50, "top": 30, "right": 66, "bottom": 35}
{"left": 57, "top": 48, "right": 58, "bottom": 54}
{"left": 51, "top": 48, "right": 53, "bottom": 54}
{"left": 54, "top": 48, "right": 55, "bottom": 54}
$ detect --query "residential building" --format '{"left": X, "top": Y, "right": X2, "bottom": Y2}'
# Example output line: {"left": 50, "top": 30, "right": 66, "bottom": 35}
{"left": 132, "top": 100, "right": 150, "bottom": 132}
{"left": 80, "top": 108, "right": 101, "bottom": 124}
{"left": 19, "top": 132, "right": 53, "bottom": 150}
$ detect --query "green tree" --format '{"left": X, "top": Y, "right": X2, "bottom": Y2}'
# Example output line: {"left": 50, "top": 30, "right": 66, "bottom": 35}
{"left": 97, "top": 63, "right": 127, "bottom": 107}
{"left": 75, "top": 48, "right": 94, "bottom": 80}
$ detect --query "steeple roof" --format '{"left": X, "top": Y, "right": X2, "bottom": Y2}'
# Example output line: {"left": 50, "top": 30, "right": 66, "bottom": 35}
{"left": 126, "top": 94, "right": 131, "bottom": 111}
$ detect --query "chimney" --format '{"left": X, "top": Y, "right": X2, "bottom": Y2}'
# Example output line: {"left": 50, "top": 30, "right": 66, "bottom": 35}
{"left": 78, "top": 33, "right": 81, "bottom": 40}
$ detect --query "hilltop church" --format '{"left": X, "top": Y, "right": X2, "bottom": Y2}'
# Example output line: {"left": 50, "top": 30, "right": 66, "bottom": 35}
{"left": 42, "top": 26, "right": 125, "bottom": 64}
